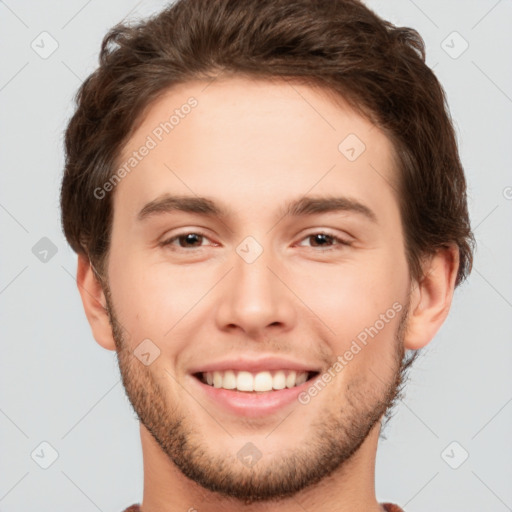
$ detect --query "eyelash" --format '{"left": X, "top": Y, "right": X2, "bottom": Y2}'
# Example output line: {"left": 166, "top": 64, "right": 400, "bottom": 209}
{"left": 159, "top": 230, "right": 353, "bottom": 252}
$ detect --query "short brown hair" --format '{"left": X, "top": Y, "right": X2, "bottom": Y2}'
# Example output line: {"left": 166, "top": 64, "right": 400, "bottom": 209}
{"left": 60, "top": 0, "right": 474, "bottom": 285}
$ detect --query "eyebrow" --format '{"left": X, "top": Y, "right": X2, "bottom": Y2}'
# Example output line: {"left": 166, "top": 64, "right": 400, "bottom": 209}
{"left": 137, "top": 193, "right": 377, "bottom": 224}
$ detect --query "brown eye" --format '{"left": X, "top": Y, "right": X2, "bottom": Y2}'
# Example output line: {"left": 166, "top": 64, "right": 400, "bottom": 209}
{"left": 298, "top": 232, "right": 352, "bottom": 250}
{"left": 177, "top": 233, "right": 204, "bottom": 247}
{"left": 161, "top": 232, "right": 209, "bottom": 250}
{"left": 308, "top": 233, "right": 335, "bottom": 247}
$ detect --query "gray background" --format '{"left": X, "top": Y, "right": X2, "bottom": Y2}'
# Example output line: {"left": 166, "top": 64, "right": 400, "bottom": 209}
{"left": 1, "top": 0, "right": 511, "bottom": 510}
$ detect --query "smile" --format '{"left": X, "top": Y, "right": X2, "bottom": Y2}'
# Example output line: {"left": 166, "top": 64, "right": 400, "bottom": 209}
{"left": 189, "top": 369, "right": 321, "bottom": 418}
{"left": 195, "top": 370, "right": 319, "bottom": 392}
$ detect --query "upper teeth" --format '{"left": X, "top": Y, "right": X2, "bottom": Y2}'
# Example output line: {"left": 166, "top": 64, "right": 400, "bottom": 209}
{"left": 202, "top": 370, "right": 309, "bottom": 392}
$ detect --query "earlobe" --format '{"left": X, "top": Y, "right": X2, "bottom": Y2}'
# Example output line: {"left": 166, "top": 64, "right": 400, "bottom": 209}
{"left": 404, "top": 245, "right": 460, "bottom": 350}
{"left": 76, "top": 254, "right": 116, "bottom": 351}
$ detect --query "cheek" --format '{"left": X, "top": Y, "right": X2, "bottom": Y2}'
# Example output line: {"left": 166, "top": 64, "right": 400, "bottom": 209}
{"left": 107, "top": 251, "right": 215, "bottom": 346}
{"left": 293, "top": 255, "right": 408, "bottom": 368}
{"left": 304, "top": 254, "right": 406, "bottom": 320}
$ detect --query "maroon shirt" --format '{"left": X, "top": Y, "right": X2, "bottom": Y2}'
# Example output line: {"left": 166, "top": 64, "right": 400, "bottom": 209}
{"left": 123, "top": 503, "right": 404, "bottom": 511}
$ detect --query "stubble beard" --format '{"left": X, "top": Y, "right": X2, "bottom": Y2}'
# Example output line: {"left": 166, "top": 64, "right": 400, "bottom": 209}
{"left": 103, "top": 283, "right": 416, "bottom": 504}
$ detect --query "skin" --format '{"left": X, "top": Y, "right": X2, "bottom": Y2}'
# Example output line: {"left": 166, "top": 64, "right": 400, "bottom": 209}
{"left": 77, "top": 76, "right": 459, "bottom": 512}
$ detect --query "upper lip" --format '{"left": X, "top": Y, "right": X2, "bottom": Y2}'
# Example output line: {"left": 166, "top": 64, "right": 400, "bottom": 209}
{"left": 189, "top": 356, "right": 321, "bottom": 375}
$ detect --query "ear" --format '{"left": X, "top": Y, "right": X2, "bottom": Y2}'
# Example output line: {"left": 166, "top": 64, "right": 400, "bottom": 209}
{"left": 76, "top": 254, "right": 116, "bottom": 351}
{"left": 404, "top": 245, "right": 460, "bottom": 350}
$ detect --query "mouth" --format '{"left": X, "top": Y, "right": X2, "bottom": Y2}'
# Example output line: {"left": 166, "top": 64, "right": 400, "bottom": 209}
{"left": 187, "top": 357, "right": 323, "bottom": 417}
{"left": 193, "top": 369, "right": 320, "bottom": 393}
{"left": 189, "top": 369, "right": 320, "bottom": 417}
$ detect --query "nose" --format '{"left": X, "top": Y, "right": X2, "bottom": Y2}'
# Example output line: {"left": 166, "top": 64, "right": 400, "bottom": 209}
{"left": 214, "top": 242, "right": 297, "bottom": 340}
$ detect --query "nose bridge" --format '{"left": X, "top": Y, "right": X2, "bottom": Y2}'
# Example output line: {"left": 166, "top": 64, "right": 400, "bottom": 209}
{"left": 215, "top": 236, "right": 295, "bottom": 336}
{"left": 235, "top": 247, "right": 277, "bottom": 304}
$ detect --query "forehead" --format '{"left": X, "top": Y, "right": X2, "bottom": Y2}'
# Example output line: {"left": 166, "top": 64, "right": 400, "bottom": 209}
{"left": 113, "top": 76, "right": 399, "bottom": 225}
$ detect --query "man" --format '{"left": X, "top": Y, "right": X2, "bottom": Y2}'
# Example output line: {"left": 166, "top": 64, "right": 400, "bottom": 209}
{"left": 60, "top": 0, "right": 474, "bottom": 510}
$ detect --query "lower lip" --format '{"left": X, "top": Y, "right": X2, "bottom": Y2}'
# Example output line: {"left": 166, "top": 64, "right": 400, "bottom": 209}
{"left": 188, "top": 374, "right": 315, "bottom": 418}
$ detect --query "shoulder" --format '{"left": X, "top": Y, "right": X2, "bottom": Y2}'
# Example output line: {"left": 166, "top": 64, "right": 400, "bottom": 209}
{"left": 381, "top": 503, "right": 405, "bottom": 512}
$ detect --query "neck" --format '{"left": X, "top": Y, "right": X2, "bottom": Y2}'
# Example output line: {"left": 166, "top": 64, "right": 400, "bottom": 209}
{"left": 139, "top": 421, "right": 385, "bottom": 512}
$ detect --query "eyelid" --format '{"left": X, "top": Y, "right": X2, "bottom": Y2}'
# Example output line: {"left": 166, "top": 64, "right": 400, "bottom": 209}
{"left": 160, "top": 227, "right": 353, "bottom": 251}
{"left": 294, "top": 229, "right": 353, "bottom": 248}
{"left": 159, "top": 229, "right": 215, "bottom": 249}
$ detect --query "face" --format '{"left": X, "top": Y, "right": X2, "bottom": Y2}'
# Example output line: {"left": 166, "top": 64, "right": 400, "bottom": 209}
{"left": 102, "top": 77, "right": 413, "bottom": 502}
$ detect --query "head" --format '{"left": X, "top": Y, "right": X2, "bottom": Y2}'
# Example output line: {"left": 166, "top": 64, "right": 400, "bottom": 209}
{"left": 60, "top": 0, "right": 474, "bottom": 503}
